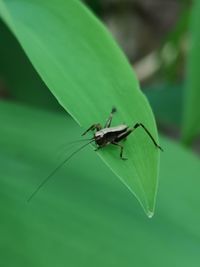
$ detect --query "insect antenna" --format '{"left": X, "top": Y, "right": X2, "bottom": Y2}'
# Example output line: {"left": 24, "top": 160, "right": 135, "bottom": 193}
{"left": 27, "top": 139, "right": 95, "bottom": 202}
{"left": 58, "top": 138, "right": 94, "bottom": 154}
{"left": 63, "top": 138, "right": 94, "bottom": 146}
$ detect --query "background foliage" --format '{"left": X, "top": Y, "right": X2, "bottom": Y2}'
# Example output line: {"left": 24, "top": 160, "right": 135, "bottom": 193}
{"left": 0, "top": 0, "right": 200, "bottom": 266}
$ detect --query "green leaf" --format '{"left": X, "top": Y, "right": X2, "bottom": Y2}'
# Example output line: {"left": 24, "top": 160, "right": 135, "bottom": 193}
{"left": 144, "top": 83, "right": 183, "bottom": 127}
{"left": 158, "top": 6, "right": 190, "bottom": 82}
{"left": 182, "top": 0, "right": 200, "bottom": 143}
{"left": 0, "top": 19, "right": 61, "bottom": 111}
{"left": 0, "top": 0, "right": 161, "bottom": 215}
{"left": 0, "top": 101, "right": 200, "bottom": 267}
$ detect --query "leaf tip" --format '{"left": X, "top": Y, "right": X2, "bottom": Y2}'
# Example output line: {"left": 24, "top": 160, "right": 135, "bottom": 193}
{"left": 147, "top": 210, "right": 154, "bottom": 218}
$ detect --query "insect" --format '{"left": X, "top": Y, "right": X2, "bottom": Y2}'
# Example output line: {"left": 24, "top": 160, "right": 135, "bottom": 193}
{"left": 28, "top": 107, "right": 163, "bottom": 202}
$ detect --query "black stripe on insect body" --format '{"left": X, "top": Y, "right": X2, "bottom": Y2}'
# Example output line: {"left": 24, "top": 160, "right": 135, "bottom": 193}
{"left": 95, "top": 125, "right": 128, "bottom": 146}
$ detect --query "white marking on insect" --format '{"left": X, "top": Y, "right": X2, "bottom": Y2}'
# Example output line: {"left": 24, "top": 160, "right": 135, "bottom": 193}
{"left": 95, "top": 125, "right": 127, "bottom": 137}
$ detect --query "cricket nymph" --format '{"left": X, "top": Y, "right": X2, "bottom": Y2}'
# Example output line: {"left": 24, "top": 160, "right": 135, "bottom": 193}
{"left": 82, "top": 107, "right": 163, "bottom": 160}
{"left": 28, "top": 107, "right": 163, "bottom": 202}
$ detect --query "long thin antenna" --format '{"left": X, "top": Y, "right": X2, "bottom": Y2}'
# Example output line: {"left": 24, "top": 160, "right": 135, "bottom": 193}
{"left": 59, "top": 138, "right": 93, "bottom": 152}
{"left": 62, "top": 138, "right": 93, "bottom": 146}
{"left": 27, "top": 139, "right": 94, "bottom": 202}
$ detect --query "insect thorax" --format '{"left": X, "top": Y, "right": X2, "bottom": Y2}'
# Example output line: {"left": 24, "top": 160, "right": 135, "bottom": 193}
{"left": 95, "top": 125, "right": 128, "bottom": 146}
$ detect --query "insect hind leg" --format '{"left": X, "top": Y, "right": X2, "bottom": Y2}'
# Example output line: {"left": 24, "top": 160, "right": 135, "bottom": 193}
{"left": 133, "top": 123, "right": 163, "bottom": 151}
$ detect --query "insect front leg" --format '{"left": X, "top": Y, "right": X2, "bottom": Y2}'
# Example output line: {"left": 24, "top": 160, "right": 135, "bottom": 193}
{"left": 104, "top": 107, "right": 117, "bottom": 128}
{"left": 111, "top": 141, "right": 127, "bottom": 160}
{"left": 81, "top": 124, "right": 102, "bottom": 136}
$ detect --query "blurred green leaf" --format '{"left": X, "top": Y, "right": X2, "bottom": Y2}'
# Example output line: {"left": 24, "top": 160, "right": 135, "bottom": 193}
{"left": 0, "top": 20, "right": 62, "bottom": 111}
{"left": 182, "top": 0, "right": 200, "bottom": 143}
{"left": 85, "top": 0, "right": 102, "bottom": 14}
{"left": 144, "top": 83, "right": 183, "bottom": 127}
{"left": 0, "top": 0, "right": 161, "bottom": 215}
{"left": 159, "top": 6, "right": 190, "bottom": 82}
{"left": 0, "top": 101, "right": 200, "bottom": 267}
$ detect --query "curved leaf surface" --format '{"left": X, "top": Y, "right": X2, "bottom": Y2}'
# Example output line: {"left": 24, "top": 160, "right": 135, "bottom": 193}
{"left": 0, "top": 0, "right": 161, "bottom": 215}
{"left": 0, "top": 101, "right": 200, "bottom": 267}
